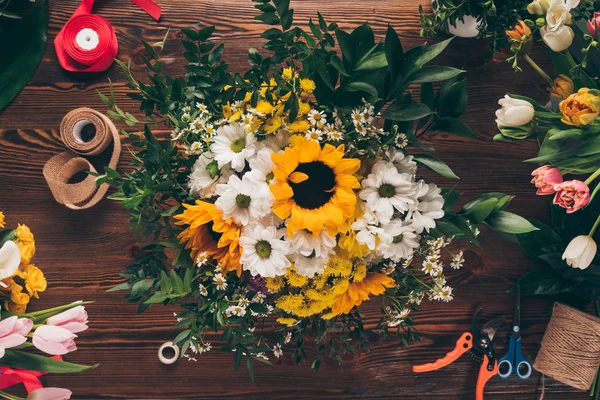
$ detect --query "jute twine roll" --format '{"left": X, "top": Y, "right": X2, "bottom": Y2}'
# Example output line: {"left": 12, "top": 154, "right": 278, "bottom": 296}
{"left": 534, "top": 303, "right": 600, "bottom": 391}
{"left": 43, "top": 108, "right": 121, "bottom": 210}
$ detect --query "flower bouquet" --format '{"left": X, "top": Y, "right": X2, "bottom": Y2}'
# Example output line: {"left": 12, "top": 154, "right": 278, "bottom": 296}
{"left": 0, "top": 212, "right": 96, "bottom": 400}
{"left": 99, "top": 0, "right": 536, "bottom": 377}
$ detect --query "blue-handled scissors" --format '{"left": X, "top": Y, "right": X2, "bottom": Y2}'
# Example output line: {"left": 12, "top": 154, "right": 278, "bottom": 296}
{"left": 498, "top": 284, "right": 532, "bottom": 380}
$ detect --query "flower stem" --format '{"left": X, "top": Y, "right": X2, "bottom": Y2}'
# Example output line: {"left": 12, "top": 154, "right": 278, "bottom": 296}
{"left": 0, "top": 391, "right": 24, "bottom": 400}
{"left": 585, "top": 168, "right": 600, "bottom": 186}
{"left": 589, "top": 215, "right": 600, "bottom": 237}
{"left": 524, "top": 54, "right": 554, "bottom": 86}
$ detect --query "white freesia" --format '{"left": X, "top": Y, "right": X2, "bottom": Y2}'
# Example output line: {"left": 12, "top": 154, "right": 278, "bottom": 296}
{"left": 562, "top": 235, "right": 597, "bottom": 270}
{"left": 210, "top": 123, "right": 257, "bottom": 172}
{"left": 540, "top": 0, "right": 579, "bottom": 51}
{"left": 0, "top": 241, "right": 20, "bottom": 285}
{"left": 495, "top": 95, "right": 535, "bottom": 127}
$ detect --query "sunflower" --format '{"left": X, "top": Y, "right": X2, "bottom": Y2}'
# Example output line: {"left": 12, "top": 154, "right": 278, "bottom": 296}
{"left": 174, "top": 201, "right": 242, "bottom": 276}
{"left": 324, "top": 273, "right": 395, "bottom": 318}
{"left": 270, "top": 140, "right": 360, "bottom": 236}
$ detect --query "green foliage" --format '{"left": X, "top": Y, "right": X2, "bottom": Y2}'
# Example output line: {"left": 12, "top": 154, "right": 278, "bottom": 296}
{"left": 0, "top": 350, "right": 98, "bottom": 373}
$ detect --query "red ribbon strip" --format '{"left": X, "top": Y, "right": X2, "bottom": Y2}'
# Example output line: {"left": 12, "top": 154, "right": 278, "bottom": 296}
{"left": 0, "top": 356, "right": 62, "bottom": 393}
{"left": 55, "top": 0, "right": 161, "bottom": 73}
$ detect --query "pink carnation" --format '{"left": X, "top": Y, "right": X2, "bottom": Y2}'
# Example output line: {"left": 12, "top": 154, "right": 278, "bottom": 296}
{"left": 531, "top": 166, "right": 563, "bottom": 195}
{"left": 553, "top": 180, "right": 590, "bottom": 213}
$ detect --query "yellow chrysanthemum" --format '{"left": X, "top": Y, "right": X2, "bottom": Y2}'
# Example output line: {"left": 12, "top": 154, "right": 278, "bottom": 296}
{"left": 259, "top": 78, "right": 278, "bottom": 97}
{"left": 255, "top": 100, "right": 275, "bottom": 116}
{"left": 288, "top": 134, "right": 306, "bottom": 148}
{"left": 352, "top": 262, "right": 367, "bottom": 282}
{"left": 276, "top": 294, "right": 304, "bottom": 310}
{"left": 287, "top": 119, "right": 310, "bottom": 133}
{"left": 228, "top": 110, "right": 242, "bottom": 123}
{"left": 299, "top": 78, "right": 316, "bottom": 93}
{"left": 277, "top": 317, "right": 298, "bottom": 326}
{"left": 174, "top": 201, "right": 242, "bottom": 276}
{"left": 266, "top": 276, "right": 284, "bottom": 292}
{"left": 15, "top": 224, "right": 35, "bottom": 265}
{"left": 270, "top": 141, "right": 360, "bottom": 236}
{"left": 298, "top": 101, "right": 311, "bottom": 116}
{"left": 282, "top": 67, "right": 296, "bottom": 81}
{"left": 327, "top": 273, "right": 395, "bottom": 317}
{"left": 0, "top": 212, "right": 4, "bottom": 229}
{"left": 286, "top": 266, "right": 309, "bottom": 287}
{"left": 16, "top": 264, "right": 47, "bottom": 299}
{"left": 222, "top": 103, "right": 233, "bottom": 119}
{"left": 264, "top": 117, "right": 282, "bottom": 134}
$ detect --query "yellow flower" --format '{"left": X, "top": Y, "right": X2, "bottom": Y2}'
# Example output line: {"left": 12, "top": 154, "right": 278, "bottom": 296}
{"left": 298, "top": 101, "right": 311, "bottom": 116}
{"left": 259, "top": 78, "right": 278, "bottom": 97}
{"left": 551, "top": 74, "right": 574, "bottom": 100}
{"left": 174, "top": 201, "right": 242, "bottom": 276}
{"left": 222, "top": 103, "right": 233, "bottom": 118}
{"left": 288, "top": 134, "right": 307, "bottom": 148}
{"left": 9, "top": 281, "right": 30, "bottom": 313}
{"left": 560, "top": 88, "right": 600, "bottom": 126}
{"left": 328, "top": 273, "right": 395, "bottom": 317}
{"left": 299, "top": 79, "right": 316, "bottom": 93}
{"left": 266, "top": 276, "right": 284, "bottom": 292}
{"left": 228, "top": 110, "right": 242, "bottom": 123}
{"left": 276, "top": 294, "right": 304, "bottom": 310}
{"left": 352, "top": 262, "right": 367, "bottom": 282}
{"left": 16, "top": 264, "right": 47, "bottom": 299}
{"left": 270, "top": 141, "right": 360, "bottom": 236}
{"left": 282, "top": 67, "right": 297, "bottom": 81}
{"left": 0, "top": 211, "right": 4, "bottom": 229}
{"left": 285, "top": 266, "right": 308, "bottom": 287}
{"left": 15, "top": 224, "right": 35, "bottom": 265}
{"left": 277, "top": 317, "right": 298, "bottom": 326}
{"left": 287, "top": 119, "right": 310, "bottom": 133}
{"left": 255, "top": 100, "right": 275, "bottom": 116}
{"left": 263, "top": 117, "right": 282, "bottom": 134}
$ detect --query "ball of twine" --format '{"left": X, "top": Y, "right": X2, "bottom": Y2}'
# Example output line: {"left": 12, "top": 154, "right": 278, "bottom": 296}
{"left": 534, "top": 303, "right": 600, "bottom": 391}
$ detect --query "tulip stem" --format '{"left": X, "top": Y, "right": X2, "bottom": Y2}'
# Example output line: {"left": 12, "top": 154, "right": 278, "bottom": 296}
{"left": 589, "top": 215, "right": 600, "bottom": 237}
{"left": 523, "top": 54, "right": 554, "bottom": 86}
{"left": 0, "top": 391, "right": 24, "bottom": 400}
{"left": 585, "top": 168, "right": 600, "bottom": 186}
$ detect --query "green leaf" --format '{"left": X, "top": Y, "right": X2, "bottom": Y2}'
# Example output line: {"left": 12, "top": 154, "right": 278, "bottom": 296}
{"left": 509, "top": 267, "right": 573, "bottom": 296}
{"left": 130, "top": 279, "right": 155, "bottom": 298}
{"left": 0, "top": 350, "right": 97, "bottom": 373}
{"left": 355, "top": 51, "right": 388, "bottom": 71}
{"left": 385, "top": 25, "right": 404, "bottom": 81}
{"left": 170, "top": 269, "right": 184, "bottom": 293}
{"left": 383, "top": 101, "right": 432, "bottom": 121}
{"left": 343, "top": 82, "right": 379, "bottom": 97}
{"left": 106, "top": 282, "right": 130, "bottom": 293}
{"left": 404, "top": 37, "right": 453, "bottom": 76}
{"left": 408, "top": 66, "right": 464, "bottom": 83}
{"left": 435, "top": 75, "right": 468, "bottom": 118}
{"left": 430, "top": 117, "right": 478, "bottom": 138}
{"left": 486, "top": 211, "right": 539, "bottom": 234}
{"left": 413, "top": 154, "right": 459, "bottom": 179}
{"left": 0, "top": 0, "right": 48, "bottom": 112}
{"left": 462, "top": 198, "right": 499, "bottom": 224}
{"left": 144, "top": 292, "right": 168, "bottom": 304}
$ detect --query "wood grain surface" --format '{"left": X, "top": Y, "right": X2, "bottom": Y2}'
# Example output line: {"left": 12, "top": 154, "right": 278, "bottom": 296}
{"left": 0, "top": 0, "right": 591, "bottom": 398}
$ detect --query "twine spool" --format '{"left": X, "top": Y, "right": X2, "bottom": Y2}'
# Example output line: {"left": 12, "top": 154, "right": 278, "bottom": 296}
{"left": 43, "top": 108, "right": 121, "bottom": 210}
{"left": 534, "top": 303, "right": 600, "bottom": 391}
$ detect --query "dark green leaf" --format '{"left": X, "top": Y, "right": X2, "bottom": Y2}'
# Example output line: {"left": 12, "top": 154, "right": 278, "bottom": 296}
{"left": 486, "top": 211, "right": 539, "bottom": 234}
{"left": 413, "top": 154, "right": 459, "bottom": 179}
{"left": 385, "top": 25, "right": 403, "bottom": 81}
{"left": 408, "top": 66, "right": 464, "bottom": 83}
{"left": 0, "top": 350, "right": 97, "bottom": 373}
{"left": 355, "top": 51, "right": 388, "bottom": 71}
{"left": 509, "top": 267, "right": 573, "bottom": 295}
{"left": 431, "top": 117, "right": 478, "bottom": 138}
{"left": 382, "top": 101, "right": 432, "bottom": 121}
{"left": 435, "top": 75, "right": 468, "bottom": 118}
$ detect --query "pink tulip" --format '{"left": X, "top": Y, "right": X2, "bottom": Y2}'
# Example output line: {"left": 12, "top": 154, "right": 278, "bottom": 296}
{"left": 32, "top": 325, "right": 77, "bottom": 355}
{"left": 27, "top": 387, "right": 72, "bottom": 400}
{"left": 46, "top": 305, "right": 88, "bottom": 334}
{"left": 553, "top": 180, "right": 590, "bottom": 213}
{"left": 0, "top": 316, "right": 33, "bottom": 349}
{"left": 531, "top": 166, "right": 563, "bottom": 195}
{"left": 588, "top": 12, "right": 600, "bottom": 40}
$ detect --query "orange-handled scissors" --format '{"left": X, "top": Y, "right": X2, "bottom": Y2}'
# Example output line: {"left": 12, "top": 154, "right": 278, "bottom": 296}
{"left": 413, "top": 309, "right": 503, "bottom": 400}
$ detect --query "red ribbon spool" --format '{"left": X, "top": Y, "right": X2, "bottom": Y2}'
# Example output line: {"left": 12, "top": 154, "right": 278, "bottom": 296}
{"left": 55, "top": 0, "right": 161, "bottom": 73}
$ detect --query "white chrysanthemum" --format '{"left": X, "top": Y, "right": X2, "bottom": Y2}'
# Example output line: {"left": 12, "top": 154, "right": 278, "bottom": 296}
{"left": 188, "top": 152, "right": 231, "bottom": 198}
{"left": 308, "top": 110, "right": 326, "bottom": 127}
{"left": 247, "top": 147, "right": 275, "bottom": 186}
{"left": 225, "top": 304, "right": 247, "bottom": 317}
{"left": 385, "top": 147, "right": 417, "bottom": 176}
{"left": 359, "top": 161, "right": 417, "bottom": 224}
{"left": 351, "top": 211, "right": 384, "bottom": 250}
{"left": 240, "top": 224, "right": 292, "bottom": 278}
{"left": 378, "top": 220, "right": 420, "bottom": 262}
{"left": 215, "top": 174, "right": 271, "bottom": 226}
{"left": 285, "top": 229, "right": 336, "bottom": 277}
{"left": 408, "top": 181, "right": 445, "bottom": 233}
{"left": 210, "top": 123, "right": 257, "bottom": 172}
{"left": 262, "top": 129, "right": 290, "bottom": 153}
{"left": 273, "top": 343, "right": 283, "bottom": 358}
{"left": 213, "top": 273, "right": 228, "bottom": 290}
{"left": 305, "top": 128, "right": 323, "bottom": 142}
{"left": 198, "top": 284, "right": 208, "bottom": 296}
{"left": 433, "top": 286, "right": 454, "bottom": 302}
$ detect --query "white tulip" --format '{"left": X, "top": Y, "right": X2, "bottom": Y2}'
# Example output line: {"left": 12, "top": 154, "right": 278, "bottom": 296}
{"left": 495, "top": 95, "right": 535, "bottom": 127}
{"left": 0, "top": 241, "right": 20, "bottom": 283}
{"left": 562, "top": 235, "right": 597, "bottom": 270}
{"left": 540, "top": 25, "right": 575, "bottom": 51}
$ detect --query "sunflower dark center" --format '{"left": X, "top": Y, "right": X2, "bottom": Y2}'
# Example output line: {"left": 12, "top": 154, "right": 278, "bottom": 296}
{"left": 256, "top": 240, "right": 272, "bottom": 258}
{"left": 378, "top": 183, "right": 396, "bottom": 198}
{"left": 236, "top": 194, "right": 251, "bottom": 209}
{"left": 392, "top": 234, "right": 404, "bottom": 244}
{"left": 206, "top": 221, "right": 223, "bottom": 243}
{"left": 289, "top": 161, "right": 336, "bottom": 210}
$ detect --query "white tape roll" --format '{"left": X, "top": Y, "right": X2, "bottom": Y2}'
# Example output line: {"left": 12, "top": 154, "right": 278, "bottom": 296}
{"left": 75, "top": 28, "right": 100, "bottom": 51}
{"left": 158, "top": 341, "right": 180, "bottom": 365}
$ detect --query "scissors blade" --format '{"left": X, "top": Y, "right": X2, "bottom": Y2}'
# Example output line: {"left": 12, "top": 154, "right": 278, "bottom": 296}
{"left": 481, "top": 317, "right": 504, "bottom": 341}
{"left": 513, "top": 284, "right": 521, "bottom": 338}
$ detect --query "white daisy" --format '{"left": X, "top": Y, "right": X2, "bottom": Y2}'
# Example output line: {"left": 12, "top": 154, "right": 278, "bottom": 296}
{"left": 408, "top": 290, "right": 424, "bottom": 305}
{"left": 433, "top": 286, "right": 454, "bottom": 302}
{"left": 240, "top": 224, "right": 292, "bottom": 278}
{"left": 213, "top": 273, "right": 228, "bottom": 290}
{"left": 395, "top": 133, "right": 408, "bottom": 148}
{"left": 273, "top": 343, "right": 283, "bottom": 358}
{"left": 359, "top": 161, "right": 417, "bottom": 224}
{"left": 408, "top": 181, "right": 445, "bottom": 233}
{"left": 378, "top": 220, "right": 420, "bottom": 262}
{"left": 196, "top": 251, "right": 209, "bottom": 266}
{"left": 238, "top": 297, "right": 251, "bottom": 307}
{"left": 198, "top": 284, "right": 208, "bottom": 296}
{"left": 351, "top": 211, "right": 384, "bottom": 250}
{"left": 451, "top": 250, "right": 465, "bottom": 270}
{"left": 225, "top": 304, "right": 247, "bottom": 317}
{"left": 247, "top": 147, "right": 275, "bottom": 185}
{"left": 215, "top": 174, "right": 272, "bottom": 226}
{"left": 252, "top": 293, "right": 266, "bottom": 303}
{"left": 284, "top": 332, "right": 292, "bottom": 344}
{"left": 211, "top": 123, "right": 257, "bottom": 172}
{"left": 286, "top": 229, "right": 336, "bottom": 277}
{"left": 305, "top": 128, "right": 323, "bottom": 142}
{"left": 307, "top": 110, "right": 326, "bottom": 127}
{"left": 196, "top": 102, "right": 208, "bottom": 114}
{"left": 385, "top": 148, "right": 417, "bottom": 176}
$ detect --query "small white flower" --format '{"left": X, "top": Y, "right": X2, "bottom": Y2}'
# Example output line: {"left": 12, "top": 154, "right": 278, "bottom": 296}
{"left": 196, "top": 251, "right": 209, "bottom": 267}
{"left": 238, "top": 297, "right": 251, "bottom": 307}
{"left": 359, "top": 161, "right": 417, "bottom": 224}
{"left": 226, "top": 304, "right": 247, "bottom": 317}
{"left": 395, "top": 133, "right": 408, "bottom": 148}
{"left": 252, "top": 293, "right": 266, "bottom": 303}
{"left": 433, "top": 286, "right": 454, "bottom": 302}
{"left": 421, "top": 258, "right": 441, "bottom": 277}
{"left": 408, "top": 181, "right": 445, "bottom": 233}
{"left": 196, "top": 102, "right": 208, "bottom": 114}
{"left": 273, "top": 343, "right": 283, "bottom": 358}
{"left": 285, "top": 229, "right": 336, "bottom": 277}
{"left": 352, "top": 212, "right": 384, "bottom": 250}
{"left": 211, "top": 123, "right": 257, "bottom": 172}
{"left": 215, "top": 174, "right": 272, "bottom": 226}
{"left": 451, "top": 250, "right": 465, "bottom": 270}
{"left": 213, "top": 273, "right": 228, "bottom": 290}
{"left": 284, "top": 332, "right": 292, "bottom": 344}
{"left": 408, "top": 290, "right": 424, "bottom": 305}
{"left": 305, "top": 128, "right": 323, "bottom": 142}
{"left": 378, "top": 220, "right": 420, "bottom": 262}
{"left": 198, "top": 284, "right": 208, "bottom": 296}
{"left": 240, "top": 224, "right": 292, "bottom": 278}
{"left": 308, "top": 110, "right": 326, "bottom": 127}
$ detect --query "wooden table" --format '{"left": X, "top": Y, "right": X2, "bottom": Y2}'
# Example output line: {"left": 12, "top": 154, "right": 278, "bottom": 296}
{"left": 0, "top": 0, "right": 590, "bottom": 398}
